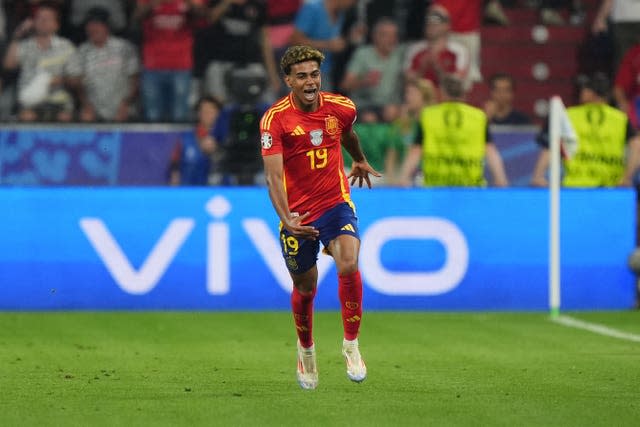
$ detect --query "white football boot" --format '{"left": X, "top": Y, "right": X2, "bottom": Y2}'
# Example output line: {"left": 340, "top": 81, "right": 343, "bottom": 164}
{"left": 296, "top": 340, "right": 318, "bottom": 390}
{"left": 342, "top": 338, "right": 367, "bottom": 382}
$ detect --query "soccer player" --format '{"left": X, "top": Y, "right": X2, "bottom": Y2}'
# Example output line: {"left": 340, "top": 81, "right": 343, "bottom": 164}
{"left": 260, "top": 45, "right": 380, "bottom": 390}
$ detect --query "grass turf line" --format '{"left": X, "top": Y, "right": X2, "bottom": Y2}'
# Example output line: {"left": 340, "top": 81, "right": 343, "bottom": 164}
{"left": 0, "top": 311, "right": 639, "bottom": 426}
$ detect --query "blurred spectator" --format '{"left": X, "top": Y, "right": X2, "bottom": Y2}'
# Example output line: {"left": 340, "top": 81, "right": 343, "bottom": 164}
{"left": 399, "top": 75, "right": 509, "bottom": 187}
{"left": 5, "top": 0, "right": 65, "bottom": 25}
{"left": 66, "top": 7, "right": 140, "bottom": 122}
{"left": 345, "top": 108, "right": 404, "bottom": 186}
{"left": 392, "top": 78, "right": 436, "bottom": 180}
{"left": 484, "top": 73, "right": 532, "bottom": 125}
{"left": 266, "top": 0, "right": 301, "bottom": 98}
{"left": 195, "top": 0, "right": 280, "bottom": 103}
{"left": 434, "top": 0, "right": 482, "bottom": 86}
{"left": 133, "top": 0, "right": 205, "bottom": 123}
{"left": 404, "top": 5, "right": 470, "bottom": 92}
{"left": 614, "top": 42, "right": 640, "bottom": 128}
{"left": 362, "top": 0, "right": 429, "bottom": 42}
{"left": 169, "top": 95, "right": 223, "bottom": 185}
{"left": 531, "top": 73, "right": 640, "bottom": 187}
{"left": 289, "top": 0, "right": 358, "bottom": 91}
{"left": 593, "top": 0, "right": 640, "bottom": 69}
{"left": 339, "top": 17, "right": 405, "bottom": 111}
{"left": 266, "top": 0, "right": 301, "bottom": 54}
{"left": 66, "top": 0, "right": 129, "bottom": 44}
{"left": 3, "top": 1, "right": 75, "bottom": 122}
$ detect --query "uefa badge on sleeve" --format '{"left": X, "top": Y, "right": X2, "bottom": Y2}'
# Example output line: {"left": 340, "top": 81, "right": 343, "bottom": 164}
{"left": 261, "top": 132, "right": 273, "bottom": 150}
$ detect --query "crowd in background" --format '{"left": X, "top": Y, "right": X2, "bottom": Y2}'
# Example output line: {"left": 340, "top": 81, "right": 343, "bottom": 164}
{"left": 0, "top": 0, "right": 638, "bottom": 187}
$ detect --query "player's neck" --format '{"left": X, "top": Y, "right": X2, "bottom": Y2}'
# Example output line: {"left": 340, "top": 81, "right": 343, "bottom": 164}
{"left": 292, "top": 94, "right": 320, "bottom": 113}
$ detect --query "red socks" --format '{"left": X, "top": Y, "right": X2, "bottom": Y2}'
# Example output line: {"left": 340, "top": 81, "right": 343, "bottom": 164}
{"left": 292, "top": 271, "right": 363, "bottom": 346}
{"left": 291, "top": 287, "right": 316, "bottom": 348}
{"left": 338, "top": 270, "right": 363, "bottom": 341}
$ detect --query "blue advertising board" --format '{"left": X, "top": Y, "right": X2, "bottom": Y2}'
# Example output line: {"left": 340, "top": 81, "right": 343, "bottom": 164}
{"left": 0, "top": 125, "right": 182, "bottom": 185}
{"left": 0, "top": 187, "right": 635, "bottom": 311}
{"left": 0, "top": 126, "right": 540, "bottom": 186}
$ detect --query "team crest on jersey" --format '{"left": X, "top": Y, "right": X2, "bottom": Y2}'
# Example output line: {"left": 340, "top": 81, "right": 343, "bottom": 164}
{"left": 261, "top": 132, "right": 273, "bottom": 149}
{"left": 310, "top": 129, "right": 323, "bottom": 146}
{"left": 325, "top": 115, "right": 339, "bottom": 135}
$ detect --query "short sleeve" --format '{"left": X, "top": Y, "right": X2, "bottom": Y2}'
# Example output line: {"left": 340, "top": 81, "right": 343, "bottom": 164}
{"left": 260, "top": 113, "right": 283, "bottom": 156}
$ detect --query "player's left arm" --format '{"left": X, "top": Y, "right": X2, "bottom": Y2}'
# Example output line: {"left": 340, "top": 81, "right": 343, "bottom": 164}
{"left": 341, "top": 127, "right": 381, "bottom": 188}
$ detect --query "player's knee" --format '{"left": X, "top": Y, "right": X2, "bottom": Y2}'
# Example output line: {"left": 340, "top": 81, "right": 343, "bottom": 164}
{"left": 294, "top": 281, "right": 316, "bottom": 294}
{"left": 336, "top": 256, "right": 358, "bottom": 275}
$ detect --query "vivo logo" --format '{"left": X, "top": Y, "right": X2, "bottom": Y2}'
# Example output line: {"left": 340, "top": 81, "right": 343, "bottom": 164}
{"left": 79, "top": 196, "right": 469, "bottom": 296}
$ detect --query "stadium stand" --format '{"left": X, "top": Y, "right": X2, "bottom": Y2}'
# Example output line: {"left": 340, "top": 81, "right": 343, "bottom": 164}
{"left": 468, "top": 0, "right": 601, "bottom": 123}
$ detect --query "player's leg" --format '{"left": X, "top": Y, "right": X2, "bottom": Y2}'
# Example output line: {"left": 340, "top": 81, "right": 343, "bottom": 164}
{"left": 327, "top": 225, "right": 367, "bottom": 383}
{"left": 329, "top": 233, "right": 363, "bottom": 341}
{"left": 290, "top": 266, "right": 317, "bottom": 349}
{"left": 290, "top": 266, "right": 319, "bottom": 390}
{"left": 280, "top": 227, "right": 320, "bottom": 389}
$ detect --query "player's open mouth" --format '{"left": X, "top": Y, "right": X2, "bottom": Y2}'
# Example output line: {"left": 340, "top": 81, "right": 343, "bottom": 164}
{"left": 303, "top": 88, "right": 317, "bottom": 101}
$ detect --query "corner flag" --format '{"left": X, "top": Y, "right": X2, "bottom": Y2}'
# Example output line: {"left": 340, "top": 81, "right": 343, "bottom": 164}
{"left": 548, "top": 96, "right": 577, "bottom": 317}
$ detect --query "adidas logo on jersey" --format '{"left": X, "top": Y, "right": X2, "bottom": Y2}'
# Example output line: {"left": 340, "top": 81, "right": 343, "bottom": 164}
{"left": 290, "top": 126, "right": 306, "bottom": 136}
{"left": 341, "top": 224, "right": 355, "bottom": 232}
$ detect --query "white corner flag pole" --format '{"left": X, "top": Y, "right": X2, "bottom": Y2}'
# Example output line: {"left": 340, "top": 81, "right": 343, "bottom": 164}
{"left": 548, "top": 96, "right": 562, "bottom": 318}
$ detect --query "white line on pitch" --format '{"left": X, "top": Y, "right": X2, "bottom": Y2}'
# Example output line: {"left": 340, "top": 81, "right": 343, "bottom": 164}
{"left": 551, "top": 315, "right": 640, "bottom": 343}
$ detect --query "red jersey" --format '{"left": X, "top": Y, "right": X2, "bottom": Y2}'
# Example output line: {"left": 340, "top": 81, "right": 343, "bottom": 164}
{"left": 615, "top": 44, "right": 640, "bottom": 100}
{"left": 404, "top": 39, "right": 470, "bottom": 86}
{"left": 433, "top": 0, "right": 481, "bottom": 33}
{"left": 138, "top": 0, "right": 199, "bottom": 70}
{"left": 260, "top": 92, "right": 357, "bottom": 222}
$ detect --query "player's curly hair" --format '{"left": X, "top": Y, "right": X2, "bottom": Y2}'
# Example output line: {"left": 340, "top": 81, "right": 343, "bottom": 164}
{"left": 280, "top": 45, "right": 325, "bottom": 76}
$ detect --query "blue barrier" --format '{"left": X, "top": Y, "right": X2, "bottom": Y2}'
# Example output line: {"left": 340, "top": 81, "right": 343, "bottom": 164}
{"left": 0, "top": 125, "right": 540, "bottom": 186}
{"left": 0, "top": 187, "right": 635, "bottom": 311}
{"left": 0, "top": 125, "right": 182, "bottom": 185}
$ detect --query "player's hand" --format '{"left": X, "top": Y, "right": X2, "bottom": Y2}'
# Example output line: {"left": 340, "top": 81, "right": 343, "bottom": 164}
{"left": 284, "top": 212, "right": 319, "bottom": 240}
{"left": 349, "top": 160, "right": 382, "bottom": 188}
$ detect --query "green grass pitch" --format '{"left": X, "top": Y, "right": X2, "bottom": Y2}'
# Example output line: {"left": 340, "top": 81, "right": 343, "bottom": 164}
{"left": 1, "top": 311, "right": 639, "bottom": 426}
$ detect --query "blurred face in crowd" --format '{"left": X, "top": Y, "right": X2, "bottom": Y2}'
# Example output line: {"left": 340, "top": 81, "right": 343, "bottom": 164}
{"left": 285, "top": 60, "right": 322, "bottom": 111}
{"left": 34, "top": 7, "right": 59, "bottom": 37}
{"left": 490, "top": 77, "right": 515, "bottom": 109}
{"left": 198, "top": 100, "right": 220, "bottom": 129}
{"left": 372, "top": 20, "right": 398, "bottom": 56}
{"left": 425, "top": 9, "right": 450, "bottom": 41}
{"left": 86, "top": 21, "right": 110, "bottom": 46}
{"left": 405, "top": 83, "right": 425, "bottom": 112}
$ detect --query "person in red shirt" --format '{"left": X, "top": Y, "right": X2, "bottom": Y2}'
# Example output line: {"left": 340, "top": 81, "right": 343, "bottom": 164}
{"left": 260, "top": 45, "right": 379, "bottom": 390}
{"left": 614, "top": 43, "right": 640, "bottom": 128}
{"left": 133, "top": 0, "right": 205, "bottom": 122}
{"left": 433, "top": 0, "right": 483, "bottom": 85}
{"left": 404, "top": 6, "right": 470, "bottom": 93}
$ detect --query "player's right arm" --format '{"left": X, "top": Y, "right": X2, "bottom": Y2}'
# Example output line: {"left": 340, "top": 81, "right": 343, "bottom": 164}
{"left": 263, "top": 153, "right": 319, "bottom": 240}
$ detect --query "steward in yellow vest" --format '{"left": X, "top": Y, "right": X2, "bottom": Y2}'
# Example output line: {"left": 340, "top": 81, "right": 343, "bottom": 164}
{"left": 400, "top": 75, "right": 509, "bottom": 187}
{"left": 532, "top": 73, "right": 640, "bottom": 187}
